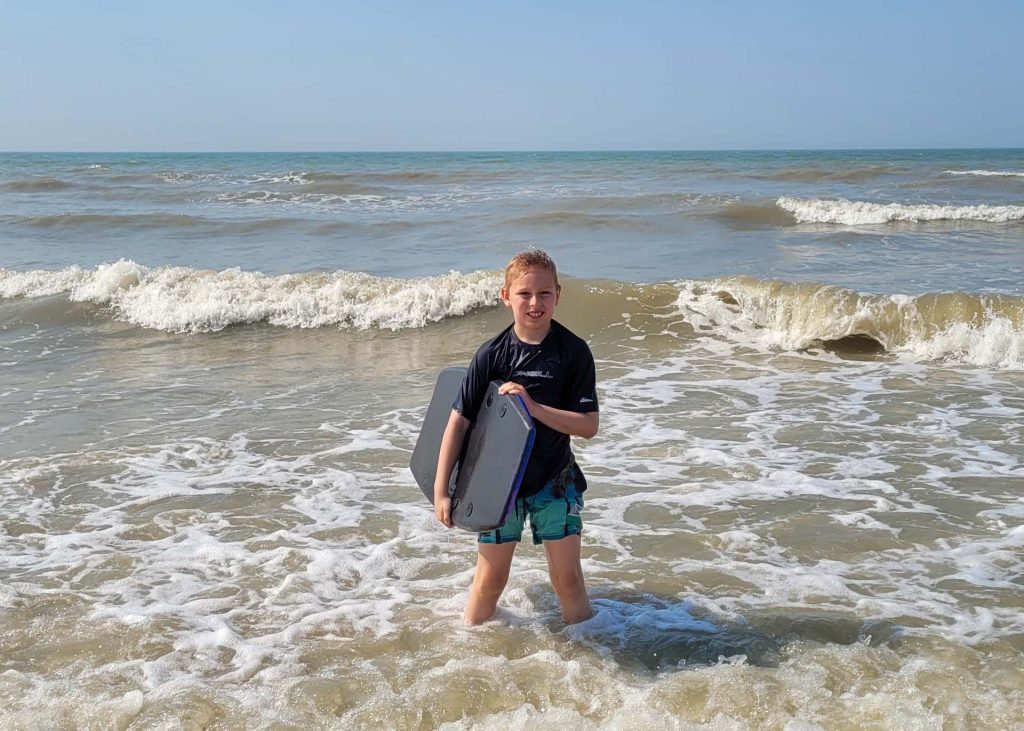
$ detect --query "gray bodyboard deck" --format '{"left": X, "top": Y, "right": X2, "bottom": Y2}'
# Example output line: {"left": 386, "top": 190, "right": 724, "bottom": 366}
{"left": 410, "top": 367, "right": 535, "bottom": 532}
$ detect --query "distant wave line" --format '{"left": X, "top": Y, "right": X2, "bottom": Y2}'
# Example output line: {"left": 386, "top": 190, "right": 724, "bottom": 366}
{"left": 943, "top": 169, "right": 1024, "bottom": 178}
{"left": 777, "top": 197, "right": 1024, "bottom": 225}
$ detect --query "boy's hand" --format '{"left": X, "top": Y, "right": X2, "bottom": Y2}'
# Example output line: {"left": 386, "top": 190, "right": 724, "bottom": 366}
{"left": 433, "top": 410, "right": 470, "bottom": 530}
{"left": 434, "top": 493, "right": 453, "bottom": 528}
{"left": 498, "top": 381, "right": 535, "bottom": 414}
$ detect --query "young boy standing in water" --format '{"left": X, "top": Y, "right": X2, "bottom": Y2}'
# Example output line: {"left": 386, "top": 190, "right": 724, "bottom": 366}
{"left": 433, "top": 250, "right": 599, "bottom": 625}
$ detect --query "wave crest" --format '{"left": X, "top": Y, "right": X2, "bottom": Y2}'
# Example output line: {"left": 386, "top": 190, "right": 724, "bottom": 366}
{"left": 943, "top": 169, "right": 1024, "bottom": 178}
{"left": 777, "top": 197, "right": 1024, "bottom": 225}
{"left": 676, "top": 277, "right": 1024, "bottom": 369}
{"left": 0, "top": 261, "right": 501, "bottom": 332}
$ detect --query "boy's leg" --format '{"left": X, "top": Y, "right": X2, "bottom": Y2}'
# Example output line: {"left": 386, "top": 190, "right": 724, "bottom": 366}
{"left": 543, "top": 534, "right": 592, "bottom": 624}
{"left": 469, "top": 498, "right": 528, "bottom": 625}
{"left": 465, "top": 541, "right": 517, "bottom": 625}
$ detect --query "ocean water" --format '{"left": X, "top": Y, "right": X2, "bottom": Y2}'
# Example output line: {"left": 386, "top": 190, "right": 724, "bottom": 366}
{"left": 1, "top": 151, "right": 1022, "bottom": 729}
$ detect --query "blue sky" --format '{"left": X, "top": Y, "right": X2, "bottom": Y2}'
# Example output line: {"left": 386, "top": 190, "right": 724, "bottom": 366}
{"left": 1, "top": 1, "right": 1022, "bottom": 151}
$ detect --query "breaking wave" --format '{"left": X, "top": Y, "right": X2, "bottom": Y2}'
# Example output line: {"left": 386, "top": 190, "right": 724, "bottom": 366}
{"left": 676, "top": 277, "right": 1024, "bottom": 369}
{"left": 943, "top": 169, "right": 1024, "bottom": 178}
{"left": 0, "top": 261, "right": 502, "bottom": 332}
{"left": 777, "top": 197, "right": 1024, "bottom": 225}
{"left": 3, "top": 264, "right": 1023, "bottom": 368}
{"left": 215, "top": 188, "right": 387, "bottom": 205}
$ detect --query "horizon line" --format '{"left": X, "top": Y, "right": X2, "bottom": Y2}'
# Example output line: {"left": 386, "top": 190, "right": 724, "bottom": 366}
{"left": 3, "top": 146, "right": 1024, "bottom": 155}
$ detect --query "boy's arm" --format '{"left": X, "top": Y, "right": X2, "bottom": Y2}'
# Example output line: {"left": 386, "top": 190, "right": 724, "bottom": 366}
{"left": 497, "top": 383, "right": 599, "bottom": 439}
{"left": 433, "top": 409, "right": 472, "bottom": 527}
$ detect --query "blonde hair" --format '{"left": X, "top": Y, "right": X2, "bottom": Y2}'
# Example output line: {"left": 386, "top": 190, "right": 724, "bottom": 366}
{"left": 503, "top": 249, "right": 560, "bottom": 291}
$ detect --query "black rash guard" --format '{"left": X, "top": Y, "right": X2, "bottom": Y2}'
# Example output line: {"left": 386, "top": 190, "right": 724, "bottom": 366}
{"left": 453, "top": 320, "right": 598, "bottom": 497}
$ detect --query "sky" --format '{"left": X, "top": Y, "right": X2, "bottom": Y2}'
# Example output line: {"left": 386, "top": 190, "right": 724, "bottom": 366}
{"left": 1, "top": 0, "right": 1022, "bottom": 151}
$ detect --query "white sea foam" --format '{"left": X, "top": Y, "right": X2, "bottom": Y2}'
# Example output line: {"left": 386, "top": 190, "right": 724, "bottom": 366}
{"left": 943, "top": 169, "right": 1024, "bottom": 177}
{"left": 674, "top": 278, "right": 1024, "bottom": 369}
{"left": 587, "top": 350, "right": 1024, "bottom": 639}
{"left": 151, "top": 171, "right": 315, "bottom": 187}
{"left": 0, "top": 260, "right": 501, "bottom": 332}
{"left": 2, "top": 350, "right": 1021, "bottom": 726}
{"left": 215, "top": 190, "right": 386, "bottom": 206}
{"left": 777, "top": 196, "right": 1024, "bottom": 224}
{"left": 0, "top": 265, "right": 92, "bottom": 299}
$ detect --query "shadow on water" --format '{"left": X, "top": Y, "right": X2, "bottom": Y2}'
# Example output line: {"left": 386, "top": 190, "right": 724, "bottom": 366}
{"left": 817, "top": 334, "right": 888, "bottom": 360}
{"left": 560, "top": 591, "right": 903, "bottom": 672}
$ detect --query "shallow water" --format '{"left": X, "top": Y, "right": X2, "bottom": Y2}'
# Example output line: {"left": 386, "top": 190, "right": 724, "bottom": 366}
{"left": 1, "top": 151, "right": 1022, "bottom": 729}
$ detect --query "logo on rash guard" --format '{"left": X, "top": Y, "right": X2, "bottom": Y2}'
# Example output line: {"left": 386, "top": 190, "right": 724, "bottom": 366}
{"left": 513, "top": 370, "right": 553, "bottom": 379}
{"left": 579, "top": 397, "right": 593, "bottom": 403}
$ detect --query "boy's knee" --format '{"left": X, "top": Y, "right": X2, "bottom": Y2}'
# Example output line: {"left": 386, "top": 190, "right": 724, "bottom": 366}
{"left": 472, "top": 570, "right": 510, "bottom": 597}
{"left": 549, "top": 567, "right": 585, "bottom": 596}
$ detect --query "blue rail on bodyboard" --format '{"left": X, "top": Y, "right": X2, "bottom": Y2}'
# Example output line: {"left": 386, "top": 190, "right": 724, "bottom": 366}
{"left": 410, "top": 367, "right": 535, "bottom": 532}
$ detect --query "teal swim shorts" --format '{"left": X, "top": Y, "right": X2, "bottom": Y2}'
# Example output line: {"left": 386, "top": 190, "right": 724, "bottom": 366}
{"left": 478, "top": 471, "right": 584, "bottom": 545}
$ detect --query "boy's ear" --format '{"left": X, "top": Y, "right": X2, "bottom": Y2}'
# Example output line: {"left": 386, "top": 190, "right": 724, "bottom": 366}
{"left": 555, "top": 284, "right": 561, "bottom": 304}
{"left": 500, "top": 287, "right": 511, "bottom": 306}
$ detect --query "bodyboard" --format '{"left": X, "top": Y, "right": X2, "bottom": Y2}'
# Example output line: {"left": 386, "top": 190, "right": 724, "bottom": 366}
{"left": 410, "top": 367, "right": 467, "bottom": 503}
{"left": 410, "top": 368, "right": 535, "bottom": 532}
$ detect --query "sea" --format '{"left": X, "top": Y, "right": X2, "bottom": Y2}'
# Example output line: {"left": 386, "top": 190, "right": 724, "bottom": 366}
{"left": 1, "top": 150, "right": 1022, "bottom": 729}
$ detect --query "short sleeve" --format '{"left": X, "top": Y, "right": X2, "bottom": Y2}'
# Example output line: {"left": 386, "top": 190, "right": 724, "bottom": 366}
{"left": 568, "top": 342, "right": 599, "bottom": 413}
{"left": 453, "top": 344, "right": 491, "bottom": 421}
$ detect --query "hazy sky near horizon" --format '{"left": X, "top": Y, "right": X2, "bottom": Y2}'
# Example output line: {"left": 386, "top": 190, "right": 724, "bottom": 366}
{"left": 2, "top": 1, "right": 1022, "bottom": 151}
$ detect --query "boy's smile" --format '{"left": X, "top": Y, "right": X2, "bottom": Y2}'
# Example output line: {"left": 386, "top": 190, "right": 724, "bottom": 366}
{"left": 501, "top": 267, "right": 561, "bottom": 344}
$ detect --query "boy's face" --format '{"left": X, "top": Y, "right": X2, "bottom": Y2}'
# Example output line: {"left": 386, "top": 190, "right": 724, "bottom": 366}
{"left": 500, "top": 266, "right": 561, "bottom": 339}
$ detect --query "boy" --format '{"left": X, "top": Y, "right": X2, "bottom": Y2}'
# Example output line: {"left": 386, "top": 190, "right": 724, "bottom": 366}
{"left": 433, "top": 250, "right": 599, "bottom": 625}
